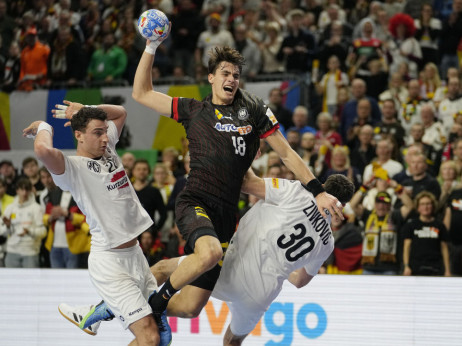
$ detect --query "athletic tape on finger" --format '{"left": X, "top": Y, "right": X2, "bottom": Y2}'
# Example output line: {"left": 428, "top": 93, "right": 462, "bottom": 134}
{"left": 56, "top": 104, "right": 68, "bottom": 110}
{"left": 54, "top": 110, "right": 67, "bottom": 119}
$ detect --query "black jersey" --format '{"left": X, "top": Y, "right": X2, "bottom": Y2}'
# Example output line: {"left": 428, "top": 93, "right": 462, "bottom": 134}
{"left": 172, "top": 89, "right": 279, "bottom": 206}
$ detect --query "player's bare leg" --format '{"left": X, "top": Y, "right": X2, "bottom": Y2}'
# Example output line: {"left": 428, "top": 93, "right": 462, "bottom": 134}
{"left": 223, "top": 325, "right": 247, "bottom": 346}
{"left": 167, "top": 285, "right": 212, "bottom": 318}
{"left": 127, "top": 314, "right": 161, "bottom": 346}
{"left": 150, "top": 257, "right": 181, "bottom": 286}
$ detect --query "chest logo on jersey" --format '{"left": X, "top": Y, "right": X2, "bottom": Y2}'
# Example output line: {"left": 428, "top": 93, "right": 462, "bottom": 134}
{"left": 87, "top": 161, "right": 101, "bottom": 173}
{"left": 106, "top": 170, "right": 129, "bottom": 191}
{"left": 214, "top": 123, "right": 253, "bottom": 135}
{"left": 214, "top": 108, "right": 232, "bottom": 120}
{"left": 237, "top": 108, "right": 249, "bottom": 121}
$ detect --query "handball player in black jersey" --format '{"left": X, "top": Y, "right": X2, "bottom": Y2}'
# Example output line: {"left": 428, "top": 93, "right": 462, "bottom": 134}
{"left": 132, "top": 27, "right": 344, "bottom": 324}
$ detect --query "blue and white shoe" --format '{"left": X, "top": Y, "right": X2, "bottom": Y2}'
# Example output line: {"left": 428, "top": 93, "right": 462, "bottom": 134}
{"left": 58, "top": 303, "right": 103, "bottom": 336}
{"left": 78, "top": 300, "right": 115, "bottom": 330}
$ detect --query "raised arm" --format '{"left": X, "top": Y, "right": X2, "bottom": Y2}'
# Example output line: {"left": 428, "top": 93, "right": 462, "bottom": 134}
{"left": 265, "top": 129, "right": 343, "bottom": 220}
{"left": 23, "top": 121, "right": 65, "bottom": 175}
{"left": 241, "top": 168, "right": 266, "bottom": 200}
{"left": 132, "top": 33, "right": 173, "bottom": 116}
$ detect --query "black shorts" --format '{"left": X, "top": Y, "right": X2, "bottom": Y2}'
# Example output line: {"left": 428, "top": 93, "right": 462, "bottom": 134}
{"left": 175, "top": 190, "right": 237, "bottom": 290}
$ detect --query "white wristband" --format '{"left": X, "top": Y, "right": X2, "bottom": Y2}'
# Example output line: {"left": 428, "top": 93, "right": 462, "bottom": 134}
{"left": 85, "top": 105, "right": 97, "bottom": 108}
{"left": 37, "top": 122, "right": 53, "bottom": 138}
{"left": 144, "top": 40, "right": 161, "bottom": 55}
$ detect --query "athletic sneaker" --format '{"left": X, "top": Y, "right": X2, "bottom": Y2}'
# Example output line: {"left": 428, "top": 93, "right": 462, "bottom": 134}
{"left": 58, "top": 303, "right": 102, "bottom": 336}
{"left": 149, "top": 291, "right": 172, "bottom": 346}
{"left": 79, "top": 300, "right": 115, "bottom": 330}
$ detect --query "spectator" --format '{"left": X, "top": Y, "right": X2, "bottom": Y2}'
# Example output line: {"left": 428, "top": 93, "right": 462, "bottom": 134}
{"left": 49, "top": 9, "right": 84, "bottom": 47}
{"left": 363, "top": 138, "right": 403, "bottom": 182}
{"left": 438, "top": 160, "right": 462, "bottom": 212}
{"left": 161, "top": 146, "right": 183, "bottom": 180}
{"left": 300, "top": 132, "right": 327, "bottom": 178}
{"left": 434, "top": 67, "right": 460, "bottom": 105}
{"left": 350, "top": 182, "right": 413, "bottom": 275}
{"left": 379, "top": 72, "right": 409, "bottom": 110}
{"left": 419, "top": 62, "right": 441, "bottom": 101}
{"left": 170, "top": 0, "right": 204, "bottom": 78}
{"left": 285, "top": 129, "right": 303, "bottom": 156}
{"left": 1, "top": 178, "right": 46, "bottom": 268}
{"left": 444, "top": 186, "right": 462, "bottom": 276}
{"left": 0, "top": 160, "right": 18, "bottom": 196}
{"left": 393, "top": 144, "right": 423, "bottom": 184}
{"left": 398, "top": 79, "right": 428, "bottom": 136}
{"left": 18, "top": 27, "right": 50, "bottom": 91}
{"left": 402, "top": 153, "right": 441, "bottom": 200}
{"left": 48, "top": 25, "right": 84, "bottom": 86}
{"left": 415, "top": 4, "right": 442, "bottom": 68}
{"left": 403, "top": 191, "right": 451, "bottom": 276}
{"left": 120, "top": 151, "right": 136, "bottom": 180}
{"left": 287, "top": 105, "right": 316, "bottom": 136}
{"left": 420, "top": 104, "right": 446, "bottom": 152}
{"left": 439, "top": 0, "right": 462, "bottom": 78}
{"left": 267, "top": 87, "right": 292, "bottom": 130}
{"left": 315, "top": 55, "right": 349, "bottom": 115}
{"left": 0, "top": 178, "right": 13, "bottom": 267}
{"left": 277, "top": 8, "right": 316, "bottom": 73}
{"left": 438, "top": 77, "right": 462, "bottom": 134}
{"left": 139, "top": 230, "right": 165, "bottom": 266}
{"left": 318, "top": 3, "right": 347, "bottom": 31}
{"left": 167, "top": 151, "right": 191, "bottom": 211}
{"left": 315, "top": 112, "right": 342, "bottom": 166}
{"left": 132, "top": 159, "right": 167, "bottom": 231}
{"left": 340, "top": 78, "right": 381, "bottom": 141}
{"left": 0, "top": 0, "right": 15, "bottom": 56}
{"left": 87, "top": 32, "right": 127, "bottom": 82}
{"left": 346, "top": 98, "right": 374, "bottom": 147}
{"left": 350, "top": 124, "right": 376, "bottom": 176}
{"left": 21, "top": 157, "right": 44, "bottom": 197}
{"left": 0, "top": 40, "right": 20, "bottom": 92}
{"left": 233, "top": 23, "right": 260, "bottom": 80}
{"left": 321, "top": 145, "right": 362, "bottom": 190}
{"left": 405, "top": 122, "right": 440, "bottom": 175}
{"left": 257, "top": 21, "right": 285, "bottom": 74}
{"left": 317, "top": 20, "right": 350, "bottom": 73}
{"left": 195, "top": 13, "right": 234, "bottom": 75}
{"left": 375, "top": 99, "right": 406, "bottom": 149}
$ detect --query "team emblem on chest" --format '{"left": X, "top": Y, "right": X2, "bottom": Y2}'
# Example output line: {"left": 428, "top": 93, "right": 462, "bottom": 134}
{"left": 87, "top": 161, "right": 101, "bottom": 173}
{"left": 237, "top": 108, "right": 249, "bottom": 121}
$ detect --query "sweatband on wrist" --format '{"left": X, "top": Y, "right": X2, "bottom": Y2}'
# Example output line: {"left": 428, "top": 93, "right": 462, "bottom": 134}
{"left": 145, "top": 40, "right": 161, "bottom": 55}
{"left": 359, "top": 185, "right": 368, "bottom": 194}
{"left": 37, "top": 122, "right": 53, "bottom": 137}
{"left": 303, "top": 179, "right": 325, "bottom": 197}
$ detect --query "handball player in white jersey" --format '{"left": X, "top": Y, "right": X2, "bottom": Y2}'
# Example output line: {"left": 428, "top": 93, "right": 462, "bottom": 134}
{"left": 23, "top": 101, "right": 171, "bottom": 346}
{"left": 61, "top": 169, "right": 354, "bottom": 345}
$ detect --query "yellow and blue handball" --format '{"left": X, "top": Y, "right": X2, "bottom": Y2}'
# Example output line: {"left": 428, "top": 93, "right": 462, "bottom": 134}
{"left": 137, "top": 9, "right": 169, "bottom": 41}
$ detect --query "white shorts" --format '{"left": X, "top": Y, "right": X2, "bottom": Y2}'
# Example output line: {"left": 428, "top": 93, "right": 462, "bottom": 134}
{"left": 88, "top": 244, "right": 158, "bottom": 329}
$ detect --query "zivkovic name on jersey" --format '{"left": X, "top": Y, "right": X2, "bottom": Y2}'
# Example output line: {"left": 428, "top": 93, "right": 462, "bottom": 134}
{"left": 214, "top": 123, "right": 253, "bottom": 135}
{"left": 302, "top": 200, "right": 331, "bottom": 245}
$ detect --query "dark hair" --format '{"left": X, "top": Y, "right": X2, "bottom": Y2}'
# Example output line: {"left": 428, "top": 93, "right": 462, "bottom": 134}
{"left": 133, "top": 158, "right": 151, "bottom": 174}
{"left": 16, "top": 177, "right": 33, "bottom": 191}
{"left": 0, "top": 177, "right": 6, "bottom": 188}
{"left": 324, "top": 174, "right": 355, "bottom": 205}
{"left": 71, "top": 107, "right": 107, "bottom": 133}
{"left": 207, "top": 46, "right": 245, "bottom": 75}
{"left": 22, "top": 156, "right": 38, "bottom": 168}
{"left": 39, "top": 166, "right": 50, "bottom": 176}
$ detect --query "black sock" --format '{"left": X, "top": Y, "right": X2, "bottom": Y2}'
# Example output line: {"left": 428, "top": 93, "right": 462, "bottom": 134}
{"left": 149, "top": 278, "right": 178, "bottom": 314}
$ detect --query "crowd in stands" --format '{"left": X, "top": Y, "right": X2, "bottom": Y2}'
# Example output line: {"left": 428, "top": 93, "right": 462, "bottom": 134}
{"left": 1, "top": 0, "right": 462, "bottom": 277}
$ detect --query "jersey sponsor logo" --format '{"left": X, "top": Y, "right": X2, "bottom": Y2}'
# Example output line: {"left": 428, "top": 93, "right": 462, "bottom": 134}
{"left": 215, "top": 108, "right": 232, "bottom": 120}
{"left": 272, "top": 178, "right": 279, "bottom": 189}
{"left": 237, "top": 107, "right": 249, "bottom": 120}
{"left": 194, "top": 206, "right": 210, "bottom": 220}
{"left": 87, "top": 161, "right": 101, "bottom": 173}
{"left": 106, "top": 170, "right": 129, "bottom": 191}
{"left": 214, "top": 123, "right": 253, "bottom": 135}
{"left": 302, "top": 200, "right": 331, "bottom": 245}
{"left": 265, "top": 106, "right": 278, "bottom": 125}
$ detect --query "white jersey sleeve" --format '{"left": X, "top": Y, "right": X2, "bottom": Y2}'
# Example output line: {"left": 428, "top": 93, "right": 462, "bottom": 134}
{"left": 51, "top": 121, "right": 153, "bottom": 251}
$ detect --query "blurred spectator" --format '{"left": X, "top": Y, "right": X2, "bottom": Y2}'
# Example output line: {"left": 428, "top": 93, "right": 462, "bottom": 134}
{"left": 439, "top": 0, "right": 462, "bottom": 78}
{"left": 387, "top": 13, "right": 422, "bottom": 79}
{"left": 300, "top": 132, "right": 327, "bottom": 178}
{"left": 18, "top": 27, "right": 50, "bottom": 91}
{"left": 200, "top": 0, "right": 230, "bottom": 25}
{"left": 87, "top": 32, "right": 127, "bottom": 82}
{"left": 414, "top": 4, "right": 442, "bottom": 67}
{"left": 0, "top": 177, "right": 14, "bottom": 267}
{"left": 0, "top": 0, "right": 15, "bottom": 56}
{"left": 420, "top": 104, "right": 446, "bottom": 152}
{"left": 287, "top": 105, "right": 316, "bottom": 136}
{"left": 438, "top": 77, "right": 462, "bottom": 134}
{"left": 340, "top": 78, "right": 381, "bottom": 142}
{"left": 375, "top": 99, "right": 405, "bottom": 149}
{"left": 285, "top": 129, "right": 303, "bottom": 156}
{"left": 167, "top": 151, "right": 190, "bottom": 211}
{"left": 419, "top": 62, "right": 441, "bottom": 101}
{"left": 139, "top": 230, "right": 164, "bottom": 266}
{"left": 49, "top": 9, "right": 84, "bottom": 47}
{"left": 320, "top": 145, "right": 362, "bottom": 190}
{"left": 403, "top": 191, "right": 451, "bottom": 276}
{"left": 170, "top": 0, "right": 204, "bottom": 78}
{"left": 398, "top": 79, "right": 428, "bottom": 136}
{"left": 277, "top": 9, "right": 316, "bottom": 73}
{"left": 21, "top": 157, "right": 44, "bottom": 197}
{"left": 161, "top": 146, "right": 184, "bottom": 180}
{"left": 267, "top": 87, "right": 292, "bottom": 130}
{"left": 379, "top": 72, "right": 409, "bottom": 110}
{"left": 357, "top": 56, "right": 389, "bottom": 101}
{"left": 438, "top": 160, "right": 462, "bottom": 212}
{"left": 0, "top": 41, "right": 20, "bottom": 92}
{"left": 350, "top": 181, "right": 413, "bottom": 275}
{"left": 315, "top": 55, "right": 349, "bottom": 115}
{"left": 363, "top": 138, "right": 403, "bottom": 182}
{"left": 195, "top": 13, "right": 234, "bottom": 74}
{"left": 78, "top": 0, "right": 100, "bottom": 50}
{"left": 121, "top": 151, "right": 136, "bottom": 180}
{"left": 0, "top": 160, "right": 18, "bottom": 196}
{"left": 48, "top": 26, "right": 84, "bottom": 86}
{"left": 405, "top": 123, "right": 440, "bottom": 175}
{"left": 317, "top": 20, "right": 350, "bottom": 72}
{"left": 318, "top": 2, "right": 346, "bottom": 31}
{"left": 402, "top": 153, "right": 441, "bottom": 200}
{"left": 1, "top": 178, "right": 46, "bottom": 268}
{"left": 315, "top": 112, "right": 342, "bottom": 166}
{"left": 434, "top": 67, "right": 460, "bottom": 104}
{"left": 265, "top": 163, "right": 284, "bottom": 178}
{"left": 257, "top": 21, "right": 284, "bottom": 74}
{"left": 233, "top": 23, "right": 261, "bottom": 80}
{"left": 346, "top": 98, "right": 375, "bottom": 146}
{"left": 350, "top": 124, "right": 376, "bottom": 176}
{"left": 132, "top": 159, "right": 167, "bottom": 231}
{"left": 444, "top": 186, "right": 462, "bottom": 276}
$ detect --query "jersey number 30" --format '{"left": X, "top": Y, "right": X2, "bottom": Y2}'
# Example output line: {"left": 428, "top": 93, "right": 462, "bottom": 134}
{"left": 232, "top": 136, "right": 246, "bottom": 156}
{"left": 277, "top": 223, "right": 314, "bottom": 262}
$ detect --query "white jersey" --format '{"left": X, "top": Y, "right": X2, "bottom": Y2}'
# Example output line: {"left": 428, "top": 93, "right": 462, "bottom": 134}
{"left": 51, "top": 121, "right": 153, "bottom": 251}
{"left": 213, "top": 178, "right": 334, "bottom": 311}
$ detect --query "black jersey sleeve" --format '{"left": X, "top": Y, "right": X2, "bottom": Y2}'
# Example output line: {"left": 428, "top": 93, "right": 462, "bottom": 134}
{"left": 171, "top": 97, "right": 205, "bottom": 126}
{"left": 244, "top": 91, "right": 280, "bottom": 138}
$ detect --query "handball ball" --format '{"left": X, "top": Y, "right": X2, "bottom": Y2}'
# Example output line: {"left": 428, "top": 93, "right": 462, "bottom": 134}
{"left": 137, "top": 9, "right": 169, "bottom": 41}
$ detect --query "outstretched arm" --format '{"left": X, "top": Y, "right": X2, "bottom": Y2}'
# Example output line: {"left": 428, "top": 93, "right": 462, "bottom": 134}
{"left": 265, "top": 129, "right": 343, "bottom": 220}
{"left": 288, "top": 268, "right": 313, "bottom": 288}
{"left": 23, "top": 121, "right": 65, "bottom": 175}
{"left": 132, "top": 29, "right": 173, "bottom": 116}
{"left": 241, "top": 168, "right": 266, "bottom": 200}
